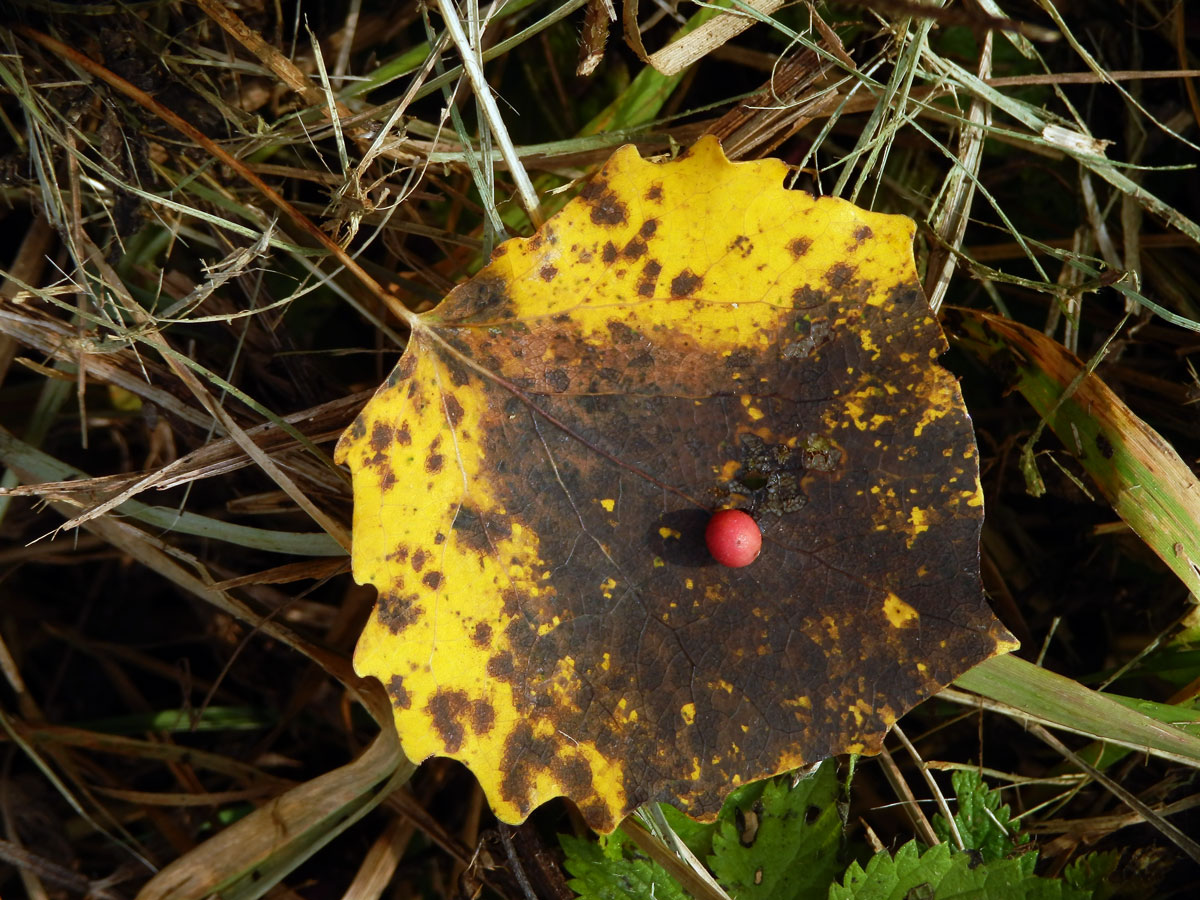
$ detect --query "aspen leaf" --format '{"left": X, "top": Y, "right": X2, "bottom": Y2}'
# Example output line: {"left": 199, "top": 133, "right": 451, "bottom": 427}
{"left": 336, "top": 138, "right": 1017, "bottom": 832}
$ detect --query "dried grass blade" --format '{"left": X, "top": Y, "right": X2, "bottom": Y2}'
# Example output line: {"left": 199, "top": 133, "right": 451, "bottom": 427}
{"left": 925, "top": 31, "right": 992, "bottom": 313}
{"left": 948, "top": 307, "right": 1200, "bottom": 598}
{"left": 951, "top": 655, "right": 1200, "bottom": 769}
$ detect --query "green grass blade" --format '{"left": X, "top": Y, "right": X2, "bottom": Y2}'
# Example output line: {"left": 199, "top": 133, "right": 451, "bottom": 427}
{"left": 954, "top": 654, "right": 1200, "bottom": 768}
{"left": 0, "top": 426, "right": 345, "bottom": 556}
{"left": 947, "top": 307, "right": 1200, "bottom": 598}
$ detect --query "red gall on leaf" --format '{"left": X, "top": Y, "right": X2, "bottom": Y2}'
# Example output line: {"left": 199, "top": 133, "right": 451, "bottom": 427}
{"left": 706, "top": 509, "right": 762, "bottom": 568}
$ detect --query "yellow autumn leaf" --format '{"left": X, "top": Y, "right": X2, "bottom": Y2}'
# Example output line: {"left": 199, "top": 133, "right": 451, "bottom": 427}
{"left": 336, "top": 138, "right": 1016, "bottom": 832}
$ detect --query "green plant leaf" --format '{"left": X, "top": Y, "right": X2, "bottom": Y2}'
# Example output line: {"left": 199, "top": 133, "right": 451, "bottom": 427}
{"left": 829, "top": 840, "right": 1102, "bottom": 900}
{"left": 832, "top": 771, "right": 1113, "bottom": 900}
{"left": 562, "top": 828, "right": 689, "bottom": 900}
{"left": 709, "top": 760, "right": 845, "bottom": 900}
{"left": 932, "top": 769, "right": 1027, "bottom": 863}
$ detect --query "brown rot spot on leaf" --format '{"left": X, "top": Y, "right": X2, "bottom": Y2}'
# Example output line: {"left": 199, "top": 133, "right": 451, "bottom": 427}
{"left": 428, "top": 690, "right": 470, "bottom": 754}
{"left": 670, "top": 269, "right": 703, "bottom": 297}
{"left": 336, "top": 137, "right": 1016, "bottom": 834}
{"left": 623, "top": 237, "right": 648, "bottom": 259}
{"left": 825, "top": 263, "right": 856, "bottom": 288}
{"left": 377, "top": 592, "right": 420, "bottom": 634}
{"left": 387, "top": 675, "right": 411, "bottom": 709}
{"left": 581, "top": 178, "right": 629, "bottom": 226}
{"left": 471, "top": 622, "right": 492, "bottom": 646}
{"left": 546, "top": 369, "right": 571, "bottom": 392}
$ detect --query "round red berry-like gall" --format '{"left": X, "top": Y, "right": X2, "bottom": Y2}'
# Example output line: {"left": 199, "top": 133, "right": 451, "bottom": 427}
{"left": 705, "top": 509, "right": 762, "bottom": 568}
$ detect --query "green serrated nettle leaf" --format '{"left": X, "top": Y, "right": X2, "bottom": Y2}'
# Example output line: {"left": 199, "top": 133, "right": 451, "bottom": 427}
{"left": 709, "top": 761, "right": 844, "bottom": 900}
{"left": 832, "top": 768, "right": 1115, "bottom": 900}
{"left": 830, "top": 841, "right": 957, "bottom": 900}
{"left": 831, "top": 839, "right": 1101, "bottom": 900}
{"left": 932, "top": 770, "right": 1027, "bottom": 863}
{"left": 562, "top": 828, "right": 689, "bottom": 900}
{"left": 1062, "top": 852, "right": 1118, "bottom": 900}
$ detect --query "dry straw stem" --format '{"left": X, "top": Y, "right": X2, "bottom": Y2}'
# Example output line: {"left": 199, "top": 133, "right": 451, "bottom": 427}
{"left": 0, "top": 425, "right": 343, "bottom": 556}
{"left": 625, "top": 0, "right": 786, "bottom": 77}
{"left": 14, "top": 25, "right": 417, "bottom": 330}
{"left": 1029, "top": 723, "right": 1200, "bottom": 865}
{"left": 54, "top": 505, "right": 414, "bottom": 900}
{"left": 924, "top": 30, "right": 992, "bottom": 313}
{"left": 431, "top": 0, "right": 543, "bottom": 226}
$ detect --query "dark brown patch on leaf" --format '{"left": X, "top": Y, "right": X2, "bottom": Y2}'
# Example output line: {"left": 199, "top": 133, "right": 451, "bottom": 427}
{"left": 730, "top": 235, "right": 753, "bottom": 257}
{"left": 789, "top": 237, "right": 812, "bottom": 257}
{"left": 1096, "top": 432, "right": 1114, "bottom": 459}
{"left": 853, "top": 225, "right": 873, "bottom": 243}
{"left": 622, "top": 238, "right": 648, "bottom": 260}
{"left": 471, "top": 700, "right": 495, "bottom": 735}
{"left": 445, "top": 356, "right": 472, "bottom": 387}
{"left": 791, "top": 285, "right": 826, "bottom": 310}
{"left": 370, "top": 422, "right": 390, "bottom": 454}
{"left": 608, "top": 321, "right": 638, "bottom": 344}
{"left": 602, "top": 241, "right": 618, "bottom": 264}
{"left": 425, "top": 453, "right": 444, "bottom": 474}
{"left": 546, "top": 368, "right": 571, "bottom": 392}
{"left": 472, "top": 622, "right": 493, "bottom": 647}
{"left": 582, "top": 179, "right": 629, "bottom": 226}
{"left": 539, "top": 265, "right": 558, "bottom": 282}
{"left": 377, "top": 592, "right": 420, "bottom": 634}
{"left": 449, "top": 274, "right": 511, "bottom": 318}
{"left": 724, "top": 348, "right": 754, "bottom": 370}
{"left": 443, "top": 396, "right": 464, "bottom": 428}
{"left": 387, "top": 675, "right": 411, "bottom": 709}
{"left": 451, "top": 505, "right": 509, "bottom": 553}
{"left": 427, "top": 690, "right": 470, "bottom": 754}
{"left": 826, "top": 263, "right": 856, "bottom": 289}
{"left": 637, "top": 259, "right": 662, "bottom": 297}
{"left": 487, "top": 651, "right": 515, "bottom": 679}
{"left": 423, "top": 571, "right": 444, "bottom": 590}
{"left": 411, "top": 548, "right": 427, "bottom": 572}
{"left": 670, "top": 269, "right": 703, "bottom": 297}
{"left": 556, "top": 754, "right": 596, "bottom": 799}
{"left": 646, "top": 183, "right": 663, "bottom": 201}
{"left": 395, "top": 352, "right": 418, "bottom": 381}
{"left": 396, "top": 424, "right": 412, "bottom": 446}
{"left": 640, "top": 219, "right": 658, "bottom": 238}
